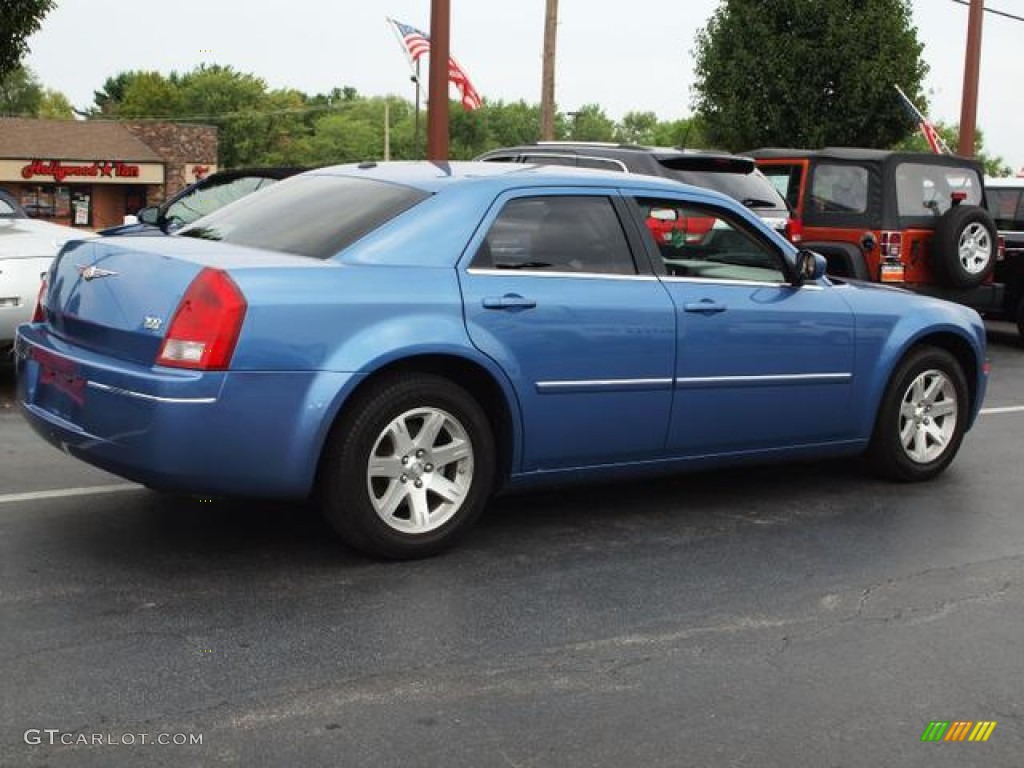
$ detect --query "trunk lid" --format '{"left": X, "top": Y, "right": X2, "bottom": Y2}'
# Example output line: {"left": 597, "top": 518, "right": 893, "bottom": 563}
{"left": 41, "top": 236, "right": 316, "bottom": 365}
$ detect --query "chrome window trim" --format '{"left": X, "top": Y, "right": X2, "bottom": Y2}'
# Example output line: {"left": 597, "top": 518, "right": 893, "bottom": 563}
{"left": 467, "top": 268, "right": 658, "bottom": 282}
{"left": 660, "top": 275, "right": 794, "bottom": 288}
{"left": 87, "top": 381, "right": 217, "bottom": 404}
{"left": 675, "top": 373, "right": 852, "bottom": 388}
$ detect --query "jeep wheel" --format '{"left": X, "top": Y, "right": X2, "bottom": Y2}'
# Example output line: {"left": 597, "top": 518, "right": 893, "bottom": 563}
{"left": 932, "top": 205, "right": 997, "bottom": 289}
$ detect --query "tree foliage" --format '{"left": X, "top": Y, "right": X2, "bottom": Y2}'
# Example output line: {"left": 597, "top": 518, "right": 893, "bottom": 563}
{"left": 0, "top": 0, "right": 55, "bottom": 80}
{"left": 0, "top": 65, "right": 72, "bottom": 117}
{"left": 693, "top": 0, "right": 928, "bottom": 151}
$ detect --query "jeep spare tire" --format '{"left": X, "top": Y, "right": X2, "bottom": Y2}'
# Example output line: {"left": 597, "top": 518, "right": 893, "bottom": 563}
{"left": 932, "top": 205, "right": 997, "bottom": 289}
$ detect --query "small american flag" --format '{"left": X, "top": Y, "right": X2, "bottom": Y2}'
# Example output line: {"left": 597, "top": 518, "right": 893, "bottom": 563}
{"left": 388, "top": 18, "right": 483, "bottom": 111}
{"left": 392, "top": 20, "right": 430, "bottom": 63}
{"left": 895, "top": 85, "right": 950, "bottom": 154}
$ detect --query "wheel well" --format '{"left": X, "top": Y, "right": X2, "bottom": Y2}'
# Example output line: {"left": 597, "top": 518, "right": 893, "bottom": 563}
{"left": 318, "top": 354, "right": 515, "bottom": 493}
{"left": 911, "top": 332, "right": 980, "bottom": 411}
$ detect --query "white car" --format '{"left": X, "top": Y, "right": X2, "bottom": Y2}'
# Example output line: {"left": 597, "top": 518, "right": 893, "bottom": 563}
{"left": 1, "top": 191, "right": 95, "bottom": 348}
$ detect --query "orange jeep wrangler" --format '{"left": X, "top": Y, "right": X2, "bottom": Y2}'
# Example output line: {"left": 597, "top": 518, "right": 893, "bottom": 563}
{"left": 749, "top": 148, "right": 1004, "bottom": 314}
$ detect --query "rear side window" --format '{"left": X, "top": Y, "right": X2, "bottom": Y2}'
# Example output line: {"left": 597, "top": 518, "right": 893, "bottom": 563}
{"left": 178, "top": 175, "right": 429, "bottom": 259}
{"left": 986, "top": 187, "right": 1024, "bottom": 230}
{"left": 895, "top": 162, "right": 982, "bottom": 217}
{"left": 472, "top": 195, "right": 637, "bottom": 275}
{"left": 811, "top": 164, "right": 869, "bottom": 214}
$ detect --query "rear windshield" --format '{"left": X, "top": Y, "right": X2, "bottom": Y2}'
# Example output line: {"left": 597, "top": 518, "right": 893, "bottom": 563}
{"left": 178, "top": 174, "right": 430, "bottom": 259}
{"left": 986, "top": 186, "right": 1024, "bottom": 230}
{"left": 660, "top": 168, "right": 788, "bottom": 213}
{"left": 895, "top": 162, "right": 982, "bottom": 217}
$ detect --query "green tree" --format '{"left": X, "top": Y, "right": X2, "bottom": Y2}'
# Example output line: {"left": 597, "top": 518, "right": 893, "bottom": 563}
{"left": 567, "top": 104, "right": 615, "bottom": 142}
{"left": 0, "top": 65, "right": 72, "bottom": 117}
{"left": 615, "top": 111, "right": 659, "bottom": 145}
{"left": 693, "top": 0, "right": 927, "bottom": 151}
{"left": 0, "top": 0, "right": 55, "bottom": 80}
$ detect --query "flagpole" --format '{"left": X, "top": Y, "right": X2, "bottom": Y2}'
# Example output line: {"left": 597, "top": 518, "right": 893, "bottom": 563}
{"left": 414, "top": 60, "right": 422, "bottom": 159}
{"left": 894, "top": 84, "right": 952, "bottom": 154}
{"left": 387, "top": 17, "right": 425, "bottom": 159}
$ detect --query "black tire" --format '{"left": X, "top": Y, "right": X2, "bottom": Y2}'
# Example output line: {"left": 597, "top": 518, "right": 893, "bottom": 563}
{"left": 867, "top": 346, "right": 968, "bottom": 482}
{"left": 931, "top": 205, "right": 998, "bottom": 289}
{"left": 320, "top": 373, "right": 495, "bottom": 559}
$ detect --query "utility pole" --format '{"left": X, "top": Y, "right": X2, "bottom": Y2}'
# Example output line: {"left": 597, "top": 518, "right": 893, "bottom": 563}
{"left": 540, "top": 0, "right": 558, "bottom": 140}
{"left": 427, "top": 0, "right": 451, "bottom": 160}
{"left": 958, "top": 0, "right": 984, "bottom": 156}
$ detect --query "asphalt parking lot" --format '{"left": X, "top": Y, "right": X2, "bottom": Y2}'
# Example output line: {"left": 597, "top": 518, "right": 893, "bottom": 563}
{"left": 1, "top": 326, "right": 1023, "bottom": 767}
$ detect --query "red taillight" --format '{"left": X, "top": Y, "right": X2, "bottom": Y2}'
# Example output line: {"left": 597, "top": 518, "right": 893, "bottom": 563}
{"left": 997, "top": 235, "right": 1006, "bottom": 261}
{"left": 784, "top": 217, "right": 803, "bottom": 243}
{"left": 880, "top": 231, "right": 903, "bottom": 259}
{"left": 156, "top": 268, "right": 247, "bottom": 370}
{"left": 31, "top": 272, "right": 49, "bottom": 323}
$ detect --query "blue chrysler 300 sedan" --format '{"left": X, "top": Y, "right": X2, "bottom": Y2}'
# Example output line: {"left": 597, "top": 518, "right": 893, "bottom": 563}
{"left": 15, "top": 162, "right": 988, "bottom": 558}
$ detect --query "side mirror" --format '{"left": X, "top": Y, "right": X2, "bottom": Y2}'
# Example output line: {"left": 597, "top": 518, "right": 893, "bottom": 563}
{"left": 137, "top": 206, "right": 160, "bottom": 225}
{"left": 794, "top": 249, "right": 827, "bottom": 283}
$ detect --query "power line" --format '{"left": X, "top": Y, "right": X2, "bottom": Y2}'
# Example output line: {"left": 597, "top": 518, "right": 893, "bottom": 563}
{"left": 951, "top": 0, "right": 1024, "bottom": 22}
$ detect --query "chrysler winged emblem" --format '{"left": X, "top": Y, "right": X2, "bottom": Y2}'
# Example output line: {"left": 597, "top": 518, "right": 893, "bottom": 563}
{"left": 77, "top": 264, "right": 118, "bottom": 281}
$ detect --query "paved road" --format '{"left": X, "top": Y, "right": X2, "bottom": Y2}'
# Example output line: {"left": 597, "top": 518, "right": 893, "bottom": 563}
{"left": 1, "top": 330, "right": 1023, "bottom": 767}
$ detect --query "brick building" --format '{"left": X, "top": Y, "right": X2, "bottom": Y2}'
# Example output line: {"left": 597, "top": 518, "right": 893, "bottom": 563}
{"left": 0, "top": 118, "right": 217, "bottom": 230}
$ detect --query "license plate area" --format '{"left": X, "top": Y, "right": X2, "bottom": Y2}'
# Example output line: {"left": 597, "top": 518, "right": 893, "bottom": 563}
{"left": 32, "top": 347, "right": 86, "bottom": 417}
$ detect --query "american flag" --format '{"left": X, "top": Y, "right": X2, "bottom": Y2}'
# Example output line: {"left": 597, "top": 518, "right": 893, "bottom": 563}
{"left": 895, "top": 85, "right": 950, "bottom": 154}
{"left": 389, "top": 18, "right": 483, "bottom": 111}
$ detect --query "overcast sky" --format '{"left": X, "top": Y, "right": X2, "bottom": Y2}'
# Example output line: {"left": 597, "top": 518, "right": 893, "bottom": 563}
{"left": 23, "top": 0, "right": 1024, "bottom": 173}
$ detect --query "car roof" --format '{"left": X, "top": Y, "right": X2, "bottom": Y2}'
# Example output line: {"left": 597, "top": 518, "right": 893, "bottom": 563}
{"left": 748, "top": 147, "right": 984, "bottom": 172}
{"left": 478, "top": 142, "right": 749, "bottom": 162}
{"left": 306, "top": 160, "right": 721, "bottom": 198}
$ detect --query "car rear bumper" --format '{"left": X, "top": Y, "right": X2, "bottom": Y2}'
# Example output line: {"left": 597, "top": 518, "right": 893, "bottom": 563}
{"left": 15, "top": 325, "right": 360, "bottom": 497}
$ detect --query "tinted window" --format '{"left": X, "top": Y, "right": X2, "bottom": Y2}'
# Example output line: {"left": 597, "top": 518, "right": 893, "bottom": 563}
{"left": 895, "top": 162, "right": 982, "bottom": 217}
{"left": 811, "top": 164, "right": 869, "bottom": 213}
{"left": 522, "top": 154, "right": 577, "bottom": 167}
{"left": 662, "top": 168, "right": 788, "bottom": 213}
{"left": 165, "top": 175, "right": 281, "bottom": 227}
{"left": 634, "top": 196, "right": 786, "bottom": 283}
{"left": 178, "top": 175, "right": 430, "bottom": 259}
{"left": 473, "top": 195, "right": 637, "bottom": 275}
{"left": 985, "top": 187, "right": 1024, "bottom": 230}
{"left": 576, "top": 157, "right": 626, "bottom": 172}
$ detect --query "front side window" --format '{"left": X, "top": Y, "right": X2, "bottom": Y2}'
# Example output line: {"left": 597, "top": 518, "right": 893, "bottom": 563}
{"left": 634, "top": 196, "right": 787, "bottom": 283}
{"left": 810, "top": 164, "right": 869, "bottom": 214}
{"left": 895, "top": 162, "right": 982, "bottom": 217}
{"left": 472, "top": 195, "right": 637, "bottom": 275}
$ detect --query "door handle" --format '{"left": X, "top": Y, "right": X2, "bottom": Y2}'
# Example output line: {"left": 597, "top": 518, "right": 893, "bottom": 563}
{"left": 482, "top": 294, "right": 537, "bottom": 310}
{"left": 683, "top": 300, "right": 727, "bottom": 314}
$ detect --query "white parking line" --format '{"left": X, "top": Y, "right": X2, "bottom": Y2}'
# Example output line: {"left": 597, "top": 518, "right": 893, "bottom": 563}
{"left": 0, "top": 484, "right": 140, "bottom": 505}
{"left": 980, "top": 405, "right": 1024, "bottom": 415}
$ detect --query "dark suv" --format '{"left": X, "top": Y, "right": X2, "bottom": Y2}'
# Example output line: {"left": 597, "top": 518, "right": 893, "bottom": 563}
{"left": 985, "top": 176, "right": 1024, "bottom": 336}
{"left": 476, "top": 143, "right": 793, "bottom": 237}
{"left": 750, "top": 148, "right": 1004, "bottom": 315}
